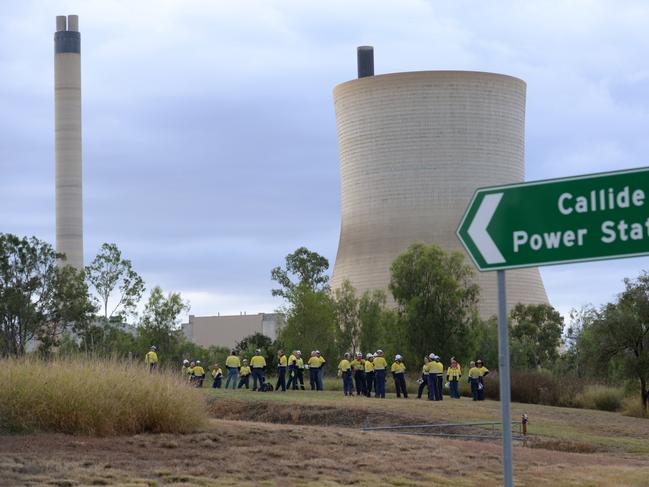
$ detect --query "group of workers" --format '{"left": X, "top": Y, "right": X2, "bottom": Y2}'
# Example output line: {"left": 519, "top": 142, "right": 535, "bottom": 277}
{"left": 147, "top": 344, "right": 490, "bottom": 400}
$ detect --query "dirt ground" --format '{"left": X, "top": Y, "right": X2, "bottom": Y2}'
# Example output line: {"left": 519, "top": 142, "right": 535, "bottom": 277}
{"left": 2, "top": 417, "right": 649, "bottom": 487}
{"left": 3, "top": 391, "right": 649, "bottom": 486}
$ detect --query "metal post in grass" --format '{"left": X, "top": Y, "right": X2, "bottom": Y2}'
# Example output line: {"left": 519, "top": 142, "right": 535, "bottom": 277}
{"left": 497, "top": 270, "right": 513, "bottom": 487}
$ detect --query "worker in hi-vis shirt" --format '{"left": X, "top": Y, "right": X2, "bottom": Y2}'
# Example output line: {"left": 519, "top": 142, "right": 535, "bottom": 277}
{"left": 350, "top": 352, "right": 366, "bottom": 396}
{"left": 250, "top": 349, "right": 267, "bottom": 391}
{"left": 417, "top": 355, "right": 430, "bottom": 399}
{"left": 276, "top": 350, "right": 288, "bottom": 392}
{"left": 391, "top": 355, "right": 407, "bottom": 398}
{"left": 224, "top": 350, "right": 241, "bottom": 390}
{"left": 338, "top": 352, "right": 353, "bottom": 396}
{"left": 237, "top": 359, "right": 251, "bottom": 389}
{"left": 286, "top": 351, "right": 298, "bottom": 390}
{"left": 307, "top": 351, "right": 324, "bottom": 391}
{"left": 145, "top": 346, "right": 158, "bottom": 373}
{"left": 372, "top": 350, "right": 388, "bottom": 398}
{"left": 364, "top": 353, "right": 375, "bottom": 397}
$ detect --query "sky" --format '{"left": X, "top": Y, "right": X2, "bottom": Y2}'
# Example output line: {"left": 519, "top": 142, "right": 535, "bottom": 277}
{"left": 2, "top": 0, "right": 649, "bottom": 323}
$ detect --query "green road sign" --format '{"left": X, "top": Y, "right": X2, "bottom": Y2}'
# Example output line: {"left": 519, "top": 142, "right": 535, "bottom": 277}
{"left": 457, "top": 166, "right": 649, "bottom": 271}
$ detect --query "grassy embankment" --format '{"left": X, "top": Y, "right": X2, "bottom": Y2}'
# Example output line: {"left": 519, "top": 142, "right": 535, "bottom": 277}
{"left": 205, "top": 387, "right": 649, "bottom": 455}
{"left": 0, "top": 357, "right": 206, "bottom": 435}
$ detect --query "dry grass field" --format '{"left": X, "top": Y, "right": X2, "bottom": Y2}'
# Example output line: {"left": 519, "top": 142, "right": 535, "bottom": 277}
{"left": 2, "top": 385, "right": 649, "bottom": 486}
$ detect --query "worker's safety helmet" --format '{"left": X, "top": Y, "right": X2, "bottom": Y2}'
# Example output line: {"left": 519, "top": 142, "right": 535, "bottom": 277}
{"left": 476, "top": 359, "right": 483, "bottom": 365}
{"left": 183, "top": 359, "right": 189, "bottom": 364}
{"left": 395, "top": 354, "right": 402, "bottom": 361}
{"left": 429, "top": 353, "right": 436, "bottom": 359}
{"left": 356, "top": 352, "right": 362, "bottom": 357}
{"left": 242, "top": 359, "right": 248, "bottom": 363}
{"left": 150, "top": 345, "right": 157, "bottom": 351}
{"left": 344, "top": 352, "right": 350, "bottom": 358}
{"left": 196, "top": 360, "right": 201, "bottom": 364}
{"left": 296, "top": 350, "right": 301, "bottom": 355}
{"left": 366, "top": 353, "right": 373, "bottom": 359}
{"left": 376, "top": 349, "right": 383, "bottom": 355}
{"left": 315, "top": 350, "right": 321, "bottom": 355}
{"left": 255, "top": 349, "right": 261, "bottom": 354}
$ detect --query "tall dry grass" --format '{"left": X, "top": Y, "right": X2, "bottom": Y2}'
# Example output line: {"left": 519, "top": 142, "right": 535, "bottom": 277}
{"left": 0, "top": 357, "right": 206, "bottom": 435}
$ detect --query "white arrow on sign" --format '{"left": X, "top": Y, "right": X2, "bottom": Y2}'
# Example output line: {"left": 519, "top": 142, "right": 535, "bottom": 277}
{"left": 467, "top": 192, "right": 505, "bottom": 264}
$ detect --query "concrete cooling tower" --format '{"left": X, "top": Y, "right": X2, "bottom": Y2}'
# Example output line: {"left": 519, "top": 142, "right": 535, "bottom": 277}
{"left": 330, "top": 47, "right": 548, "bottom": 317}
{"left": 54, "top": 15, "right": 83, "bottom": 269}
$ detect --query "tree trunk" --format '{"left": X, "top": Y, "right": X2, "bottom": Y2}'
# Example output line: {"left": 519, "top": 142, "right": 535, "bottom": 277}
{"left": 641, "top": 377, "right": 648, "bottom": 412}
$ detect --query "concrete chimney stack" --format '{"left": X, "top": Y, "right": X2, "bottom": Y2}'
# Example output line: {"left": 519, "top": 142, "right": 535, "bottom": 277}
{"left": 54, "top": 15, "right": 83, "bottom": 268}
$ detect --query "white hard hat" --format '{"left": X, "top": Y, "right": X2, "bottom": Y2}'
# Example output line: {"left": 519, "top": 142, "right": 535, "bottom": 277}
{"left": 395, "top": 354, "right": 402, "bottom": 360}
{"left": 183, "top": 359, "right": 189, "bottom": 364}
{"left": 366, "top": 353, "right": 373, "bottom": 359}
{"left": 315, "top": 350, "right": 320, "bottom": 354}
{"left": 196, "top": 360, "right": 201, "bottom": 364}
{"left": 296, "top": 350, "right": 301, "bottom": 354}
{"left": 429, "top": 353, "right": 436, "bottom": 359}
{"left": 255, "top": 349, "right": 261, "bottom": 353}
{"left": 356, "top": 352, "right": 362, "bottom": 357}
{"left": 376, "top": 349, "right": 383, "bottom": 354}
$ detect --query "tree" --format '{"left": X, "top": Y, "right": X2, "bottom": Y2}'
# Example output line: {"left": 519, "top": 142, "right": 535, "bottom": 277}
{"left": 389, "top": 242, "right": 480, "bottom": 364}
{"left": 271, "top": 247, "right": 329, "bottom": 299}
{"left": 137, "top": 286, "right": 189, "bottom": 362}
{"left": 85, "top": 243, "right": 145, "bottom": 321}
{"left": 0, "top": 234, "right": 95, "bottom": 356}
{"left": 591, "top": 273, "right": 649, "bottom": 413}
{"left": 358, "top": 289, "right": 388, "bottom": 355}
{"left": 277, "top": 285, "right": 338, "bottom": 367}
{"left": 333, "top": 280, "right": 361, "bottom": 354}
{"left": 509, "top": 303, "right": 564, "bottom": 369}
{"left": 235, "top": 332, "right": 278, "bottom": 371}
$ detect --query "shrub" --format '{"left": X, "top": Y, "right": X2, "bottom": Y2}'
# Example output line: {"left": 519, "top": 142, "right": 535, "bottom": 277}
{"left": 574, "top": 385, "right": 623, "bottom": 412}
{"left": 0, "top": 357, "right": 206, "bottom": 435}
{"left": 621, "top": 397, "right": 648, "bottom": 418}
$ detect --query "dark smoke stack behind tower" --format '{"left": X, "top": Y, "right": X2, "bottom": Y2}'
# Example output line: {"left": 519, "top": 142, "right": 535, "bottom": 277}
{"left": 357, "top": 46, "right": 374, "bottom": 78}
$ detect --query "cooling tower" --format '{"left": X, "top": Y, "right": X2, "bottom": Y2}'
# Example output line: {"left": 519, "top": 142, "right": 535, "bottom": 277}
{"left": 54, "top": 15, "right": 83, "bottom": 269}
{"left": 331, "top": 51, "right": 548, "bottom": 317}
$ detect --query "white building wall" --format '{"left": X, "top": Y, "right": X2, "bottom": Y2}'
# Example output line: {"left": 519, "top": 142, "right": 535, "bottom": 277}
{"left": 331, "top": 71, "right": 549, "bottom": 317}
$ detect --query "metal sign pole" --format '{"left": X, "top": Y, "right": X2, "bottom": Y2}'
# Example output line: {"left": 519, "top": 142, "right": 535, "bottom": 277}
{"left": 497, "top": 270, "right": 513, "bottom": 487}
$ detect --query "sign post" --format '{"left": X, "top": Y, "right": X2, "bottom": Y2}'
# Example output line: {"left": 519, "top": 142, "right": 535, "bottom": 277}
{"left": 457, "top": 166, "right": 649, "bottom": 487}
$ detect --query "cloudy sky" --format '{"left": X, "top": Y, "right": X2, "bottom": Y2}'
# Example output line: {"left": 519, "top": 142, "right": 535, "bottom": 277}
{"left": 2, "top": 0, "right": 649, "bottom": 322}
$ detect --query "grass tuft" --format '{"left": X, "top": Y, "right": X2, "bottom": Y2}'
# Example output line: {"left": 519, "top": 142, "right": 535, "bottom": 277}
{"left": 621, "top": 396, "right": 649, "bottom": 418}
{"left": 574, "top": 385, "right": 623, "bottom": 412}
{"left": 0, "top": 357, "right": 206, "bottom": 435}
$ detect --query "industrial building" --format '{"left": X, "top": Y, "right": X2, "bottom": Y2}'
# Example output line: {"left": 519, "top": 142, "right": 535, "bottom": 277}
{"left": 330, "top": 47, "right": 549, "bottom": 317}
{"left": 55, "top": 15, "right": 83, "bottom": 269}
{"left": 182, "top": 313, "right": 277, "bottom": 349}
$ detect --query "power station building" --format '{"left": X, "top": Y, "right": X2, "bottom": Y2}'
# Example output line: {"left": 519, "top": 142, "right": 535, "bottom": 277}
{"left": 331, "top": 47, "right": 549, "bottom": 317}
{"left": 182, "top": 313, "right": 278, "bottom": 349}
{"left": 55, "top": 15, "right": 83, "bottom": 269}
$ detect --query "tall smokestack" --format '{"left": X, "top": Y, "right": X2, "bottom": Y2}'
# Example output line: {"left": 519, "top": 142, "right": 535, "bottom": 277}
{"left": 357, "top": 46, "right": 374, "bottom": 78}
{"left": 54, "top": 15, "right": 83, "bottom": 269}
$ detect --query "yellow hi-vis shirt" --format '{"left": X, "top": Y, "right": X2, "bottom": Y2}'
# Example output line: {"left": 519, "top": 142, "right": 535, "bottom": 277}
{"left": 364, "top": 360, "right": 375, "bottom": 373}
{"left": 145, "top": 351, "right": 158, "bottom": 364}
{"left": 225, "top": 355, "right": 241, "bottom": 368}
{"left": 307, "top": 356, "right": 321, "bottom": 368}
{"left": 338, "top": 359, "right": 351, "bottom": 371}
{"left": 422, "top": 364, "right": 429, "bottom": 375}
{"left": 350, "top": 359, "right": 361, "bottom": 370}
{"left": 187, "top": 366, "right": 195, "bottom": 377}
{"left": 468, "top": 367, "right": 481, "bottom": 379}
{"left": 211, "top": 367, "right": 222, "bottom": 378}
{"left": 391, "top": 362, "right": 406, "bottom": 374}
{"left": 296, "top": 358, "right": 304, "bottom": 369}
{"left": 288, "top": 354, "right": 297, "bottom": 366}
{"left": 250, "top": 355, "right": 266, "bottom": 368}
{"left": 373, "top": 356, "right": 387, "bottom": 370}
{"left": 479, "top": 366, "right": 489, "bottom": 377}
{"left": 431, "top": 361, "right": 444, "bottom": 374}
{"left": 278, "top": 355, "right": 287, "bottom": 367}
{"left": 447, "top": 366, "right": 461, "bottom": 381}
{"left": 239, "top": 366, "right": 251, "bottom": 376}
{"left": 193, "top": 365, "right": 205, "bottom": 377}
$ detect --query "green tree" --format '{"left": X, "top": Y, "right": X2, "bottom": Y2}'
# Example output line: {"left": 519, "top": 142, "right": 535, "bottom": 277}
{"left": 510, "top": 303, "right": 564, "bottom": 369}
{"left": 0, "top": 234, "right": 95, "bottom": 356}
{"left": 137, "top": 286, "right": 189, "bottom": 363}
{"left": 86, "top": 243, "right": 145, "bottom": 321}
{"left": 333, "top": 280, "right": 361, "bottom": 354}
{"left": 358, "top": 289, "right": 388, "bottom": 355}
{"left": 277, "top": 285, "right": 337, "bottom": 369}
{"left": 389, "top": 242, "right": 480, "bottom": 364}
{"left": 235, "top": 332, "right": 278, "bottom": 371}
{"left": 271, "top": 247, "right": 329, "bottom": 299}
{"left": 591, "top": 273, "right": 649, "bottom": 412}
